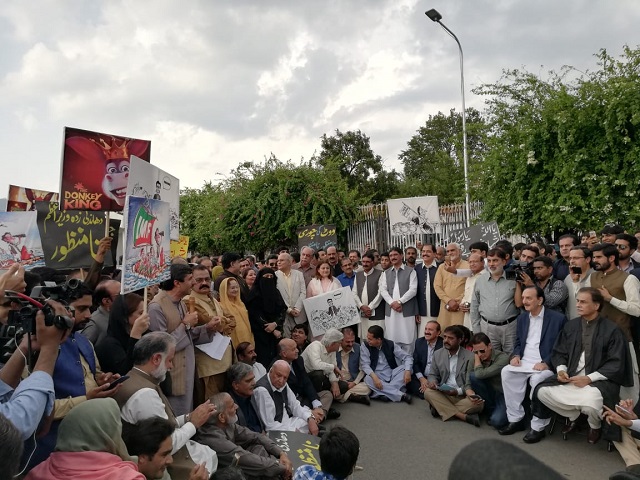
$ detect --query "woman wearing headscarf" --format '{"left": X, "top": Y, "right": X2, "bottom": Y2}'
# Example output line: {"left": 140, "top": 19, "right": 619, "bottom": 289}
{"left": 219, "top": 277, "right": 254, "bottom": 348}
{"left": 246, "top": 268, "right": 287, "bottom": 367}
{"left": 95, "top": 293, "right": 150, "bottom": 376}
{"left": 26, "top": 398, "right": 145, "bottom": 480}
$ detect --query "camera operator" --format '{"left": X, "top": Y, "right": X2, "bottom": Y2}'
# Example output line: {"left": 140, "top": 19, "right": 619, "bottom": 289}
{"left": 518, "top": 256, "right": 568, "bottom": 315}
{"left": 0, "top": 300, "right": 69, "bottom": 440}
{"left": 25, "top": 280, "right": 124, "bottom": 471}
{"left": 0, "top": 264, "right": 27, "bottom": 337}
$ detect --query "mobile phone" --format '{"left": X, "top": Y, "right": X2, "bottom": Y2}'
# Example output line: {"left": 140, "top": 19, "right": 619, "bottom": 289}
{"left": 444, "top": 255, "right": 451, "bottom": 263}
{"left": 570, "top": 266, "right": 582, "bottom": 274}
{"left": 589, "top": 230, "right": 596, "bottom": 237}
{"left": 437, "top": 384, "right": 455, "bottom": 392}
{"left": 616, "top": 404, "right": 633, "bottom": 416}
{"left": 106, "top": 375, "right": 129, "bottom": 390}
{"left": 469, "top": 394, "right": 482, "bottom": 401}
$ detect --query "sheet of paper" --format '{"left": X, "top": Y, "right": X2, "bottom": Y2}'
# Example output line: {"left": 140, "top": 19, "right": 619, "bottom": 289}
{"left": 195, "top": 333, "right": 231, "bottom": 360}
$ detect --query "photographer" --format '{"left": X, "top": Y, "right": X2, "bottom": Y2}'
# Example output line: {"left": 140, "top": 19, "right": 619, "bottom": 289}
{"left": 0, "top": 300, "right": 69, "bottom": 440}
{"left": 518, "top": 256, "right": 569, "bottom": 315}
{"left": 26, "top": 280, "right": 124, "bottom": 470}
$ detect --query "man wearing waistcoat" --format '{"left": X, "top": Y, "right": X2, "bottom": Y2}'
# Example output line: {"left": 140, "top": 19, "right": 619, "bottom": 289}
{"left": 253, "top": 360, "right": 319, "bottom": 435}
{"left": 149, "top": 263, "right": 217, "bottom": 416}
{"left": 185, "top": 265, "right": 233, "bottom": 405}
{"left": 379, "top": 246, "right": 418, "bottom": 354}
{"left": 352, "top": 252, "right": 385, "bottom": 339}
{"left": 415, "top": 244, "right": 441, "bottom": 338}
{"left": 360, "top": 325, "right": 413, "bottom": 403}
{"left": 26, "top": 283, "right": 122, "bottom": 469}
{"left": 115, "top": 332, "right": 218, "bottom": 480}
{"left": 335, "top": 326, "right": 371, "bottom": 404}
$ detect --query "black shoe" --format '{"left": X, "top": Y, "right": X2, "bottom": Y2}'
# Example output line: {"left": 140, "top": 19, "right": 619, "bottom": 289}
{"left": 429, "top": 405, "right": 439, "bottom": 418}
{"left": 498, "top": 419, "right": 526, "bottom": 436}
{"left": 523, "top": 429, "right": 546, "bottom": 444}
{"left": 465, "top": 413, "right": 480, "bottom": 427}
{"left": 348, "top": 394, "right": 371, "bottom": 406}
{"left": 610, "top": 472, "right": 640, "bottom": 480}
{"left": 561, "top": 419, "right": 579, "bottom": 435}
{"left": 373, "top": 395, "right": 391, "bottom": 403}
{"left": 401, "top": 394, "right": 413, "bottom": 404}
{"left": 327, "top": 408, "right": 341, "bottom": 419}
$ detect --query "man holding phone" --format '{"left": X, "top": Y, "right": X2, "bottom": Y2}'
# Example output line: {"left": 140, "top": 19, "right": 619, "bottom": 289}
{"left": 564, "top": 246, "right": 594, "bottom": 320}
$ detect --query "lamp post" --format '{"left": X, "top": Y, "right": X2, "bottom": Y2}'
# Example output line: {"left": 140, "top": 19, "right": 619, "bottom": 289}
{"left": 425, "top": 8, "right": 471, "bottom": 227}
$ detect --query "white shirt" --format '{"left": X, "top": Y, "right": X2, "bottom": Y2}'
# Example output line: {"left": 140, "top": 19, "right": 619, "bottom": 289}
{"left": 521, "top": 307, "right": 544, "bottom": 366}
{"left": 378, "top": 265, "right": 418, "bottom": 313}
{"left": 301, "top": 341, "right": 338, "bottom": 382}
{"left": 254, "top": 376, "right": 312, "bottom": 433}
{"left": 120, "top": 385, "right": 217, "bottom": 474}
{"left": 352, "top": 269, "right": 383, "bottom": 312}
{"left": 252, "top": 362, "right": 267, "bottom": 380}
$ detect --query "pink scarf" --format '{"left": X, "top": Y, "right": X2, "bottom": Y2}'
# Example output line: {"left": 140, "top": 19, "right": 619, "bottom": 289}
{"left": 26, "top": 451, "right": 145, "bottom": 480}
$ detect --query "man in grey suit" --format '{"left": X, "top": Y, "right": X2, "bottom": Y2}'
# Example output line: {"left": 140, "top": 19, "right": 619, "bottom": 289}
{"left": 276, "top": 252, "right": 307, "bottom": 338}
{"left": 424, "top": 325, "right": 483, "bottom": 427}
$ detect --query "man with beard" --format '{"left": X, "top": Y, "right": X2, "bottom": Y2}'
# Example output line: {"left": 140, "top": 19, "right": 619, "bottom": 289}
{"left": 520, "top": 256, "right": 569, "bottom": 314}
{"left": 196, "top": 392, "right": 293, "bottom": 480}
{"left": 115, "top": 332, "right": 218, "bottom": 479}
{"left": 616, "top": 234, "right": 640, "bottom": 273}
{"left": 527, "top": 288, "right": 634, "bottom": 445}
{"left": 470, "top": 248, "right": 522, "bottom": 355}
{"left": 587, "top": 243, "right": 640, "bottom": 342}
{"left": 434, "top": 243, "right": 469, "bottom": 329}
{"left": 404, "top": 246, "right": 418, "bottom": 268}
{"left": 149, "top": 263, "right": 218, "bottom": 416}
{"left": 424, "top": 325, "right": 480, "bottom": 426}
{"left": 185, "top": 265, "right": 232, "bottom": 403}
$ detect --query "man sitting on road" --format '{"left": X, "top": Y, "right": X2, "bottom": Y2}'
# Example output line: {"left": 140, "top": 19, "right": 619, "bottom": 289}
{"left": 360, "top": 325, "right": 413, "bottom": 404}
{"left": 334, "top": 326, "right": 371, "bottom": 405}
{"left": 301, "top": 328, "right": 348, "bottom": 406}
{"left": 424, "top": 326, "right": 481, "bottom": 427}
{"left": 408, "top": 320, "right": 443, "bottom": 399}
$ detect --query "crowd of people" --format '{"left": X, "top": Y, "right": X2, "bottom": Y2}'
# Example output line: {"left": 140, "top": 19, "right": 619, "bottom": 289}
{"left": 3, "top": 225, "right": 640, "bottom": 479}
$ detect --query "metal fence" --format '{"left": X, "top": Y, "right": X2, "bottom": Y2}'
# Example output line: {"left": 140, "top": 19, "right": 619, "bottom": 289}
{"left": 347, "top": 201, "right": 484, "bottom": 253}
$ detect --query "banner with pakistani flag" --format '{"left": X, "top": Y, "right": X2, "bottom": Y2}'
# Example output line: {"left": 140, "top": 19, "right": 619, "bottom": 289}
{"left": 122, "top": 196, "right": 170, "bottom": 294}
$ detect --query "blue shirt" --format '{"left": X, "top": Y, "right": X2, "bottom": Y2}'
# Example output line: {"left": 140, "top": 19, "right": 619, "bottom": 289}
{"left": 294, "top": 465, "right": 340, "bottom": 480}
{"left": 0, "top": 371, "right": 55, "bottom": 440}
{"left": 337, "top": 272, "right": 355, "bottom": 289}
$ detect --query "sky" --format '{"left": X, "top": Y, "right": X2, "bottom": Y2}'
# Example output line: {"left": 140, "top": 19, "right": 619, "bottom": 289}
{"left": 1, "top": 0, "right": 639, "bottom": 199}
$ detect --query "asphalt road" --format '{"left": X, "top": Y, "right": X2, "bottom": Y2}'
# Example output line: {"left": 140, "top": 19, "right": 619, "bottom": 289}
{"left": 324, "top": 397, "right": 624, "bottom": 480}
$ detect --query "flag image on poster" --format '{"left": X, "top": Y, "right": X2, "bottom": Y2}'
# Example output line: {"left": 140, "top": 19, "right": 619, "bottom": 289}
{"left": 122, "top": 197, "right": 170, "bottom": 294}
{"left": 0, "top": 211, "right": 46, "bottom": 270}
{"left": 387, "top": 196, "right": 441, "bottom": 235}
{"left": 7, "top": 185, "right": 59, "bottom": 212}
{"left": 127, "top": 155, "right": 180, "bottom": 240}
{"left": 61, "top": 127, "right": 151, "bottom": 212}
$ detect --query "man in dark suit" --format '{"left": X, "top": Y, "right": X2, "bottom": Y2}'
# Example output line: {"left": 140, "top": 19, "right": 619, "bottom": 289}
{"left": 408, "top": 320, "right": 443, "bottom": 399}
{"left": 499, "top": 285, "right": 567, "bottom": 436}
{"left": 415, "top": 244, "right": 441, "bottom": 337}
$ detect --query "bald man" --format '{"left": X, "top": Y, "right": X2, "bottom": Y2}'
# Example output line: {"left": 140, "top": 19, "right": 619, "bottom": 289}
{"left": 81, "top": 279, "right": 121, "bottom": 345}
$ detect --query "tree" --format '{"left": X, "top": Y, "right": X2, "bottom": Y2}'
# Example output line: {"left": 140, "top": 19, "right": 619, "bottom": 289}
{"left": 474, "top": 46, "right": 640, "bottom": 235}
{"left": 399, "top": 108, "right": 488, "bottom": 205}
{"left": 221, "top": 155, "right": 360, "bottom": 252}
{"left": 317, "top": 129, "right": 399, "bottom": 203}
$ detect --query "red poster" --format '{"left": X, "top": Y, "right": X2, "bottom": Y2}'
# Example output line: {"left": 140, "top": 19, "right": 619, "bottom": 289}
{"left": 60, "top": 127, "right": 151, "bottom": 212}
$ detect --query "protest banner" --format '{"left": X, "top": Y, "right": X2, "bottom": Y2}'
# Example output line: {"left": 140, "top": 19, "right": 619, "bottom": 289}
{"left": 0, "top": 211, "right": 46, "bottom": 270}
{"left": 127, "top": 155, "right": 180, "bottom": 240}
{"left": 387, "top": 196, "right": 441, "bottom": 235}
{"left": 170, "top": 235, "right": 189, "bottom": 259}
{"left": 302, "top": 287, "right": 360, "bottom": 337}
{"left": 60, "top": 127, "right": 151, "bottom": 212}
{"left": 7, "top": 185, "right": 59, "bottom": 212}
{"left": 296, "top": 224, "right": 337, "bottom": 252}
{"left": 122, "top": 197, "right": 170, "bottom": 294}
{"left": 268, "top": 431, "right": 320, "bottom": 471}
{"left": 447, "top": 221, "right": 502, "bottom": 257}
{"left": 35, "top": 202, "right": 119, "bottom": 270}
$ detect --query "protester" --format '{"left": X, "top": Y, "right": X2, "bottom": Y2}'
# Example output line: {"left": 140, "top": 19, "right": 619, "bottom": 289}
{"left": 219, "top": 277, "right": 254, "bottom": 348}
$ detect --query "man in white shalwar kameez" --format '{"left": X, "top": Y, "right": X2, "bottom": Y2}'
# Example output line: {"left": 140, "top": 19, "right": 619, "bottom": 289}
{"left": 379, "top": 247, "right": 418, "bottom": 354}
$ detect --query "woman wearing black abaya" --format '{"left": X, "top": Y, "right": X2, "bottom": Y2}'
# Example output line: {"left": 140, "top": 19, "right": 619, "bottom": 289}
{"left": 246, "top": 268, "right": 287, "bottom": 367}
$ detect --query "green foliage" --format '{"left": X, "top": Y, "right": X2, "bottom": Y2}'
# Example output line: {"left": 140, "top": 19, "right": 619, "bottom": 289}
{"left": 317, "top": 129, "right": 400, "bottom": 203}
{"left": 398, "top": 108, "right": 488, "bottom": 204}
{"left": 474, "top": 46, "right": 640, "bottom": 235}
{"left": 180, "top": 155, "right": 360, "bottom": 254}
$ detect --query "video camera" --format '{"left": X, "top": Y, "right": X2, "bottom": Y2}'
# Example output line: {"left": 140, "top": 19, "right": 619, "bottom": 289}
{"left": 505, "top": 261, "right": 534, "bottom": 282}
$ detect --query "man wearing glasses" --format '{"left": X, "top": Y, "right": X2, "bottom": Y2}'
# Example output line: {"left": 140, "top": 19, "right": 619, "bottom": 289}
{"left": 587, "top": 243, "right": 640, "bottom": 342}
{"left": 615, "top": 233, "right": 640, "bottom": 273}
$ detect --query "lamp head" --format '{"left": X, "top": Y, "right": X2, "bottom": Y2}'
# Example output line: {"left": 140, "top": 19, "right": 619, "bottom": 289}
{"left": 425, "top": 9, "right": 442, "bottom": 22}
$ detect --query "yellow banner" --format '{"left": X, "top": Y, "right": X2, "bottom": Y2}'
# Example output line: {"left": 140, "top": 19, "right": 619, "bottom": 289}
{"left": 170, "top": 235, "right": 189, "bottom": 259}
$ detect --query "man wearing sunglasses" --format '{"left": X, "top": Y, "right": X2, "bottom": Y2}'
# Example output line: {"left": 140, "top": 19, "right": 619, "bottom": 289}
{"left": 615, "top": 234, "right": 640, "bottom": 273}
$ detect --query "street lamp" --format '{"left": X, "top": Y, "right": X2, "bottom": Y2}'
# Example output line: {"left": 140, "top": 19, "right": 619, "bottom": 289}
{"left": 425, "top": 8, "right": 471, "bottom": 227}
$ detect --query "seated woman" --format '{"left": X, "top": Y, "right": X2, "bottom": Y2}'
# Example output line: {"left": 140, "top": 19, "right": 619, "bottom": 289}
{"left": 246, "top": 268, "right": 287, "bottom": 367}
{"left": 95, "top": 294, "right": 149, "bottom": 376}
{"left": 306, "top": 261, "right": 342, "bottom": 298}
{"left": 219, "top": 277, "right": 254, "bottom": 348}
{"left": 291, "top": 323, "right": 311, "bottom": 354}
{"left": 26, "top": 398, "right": 145, "bottom": 479}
